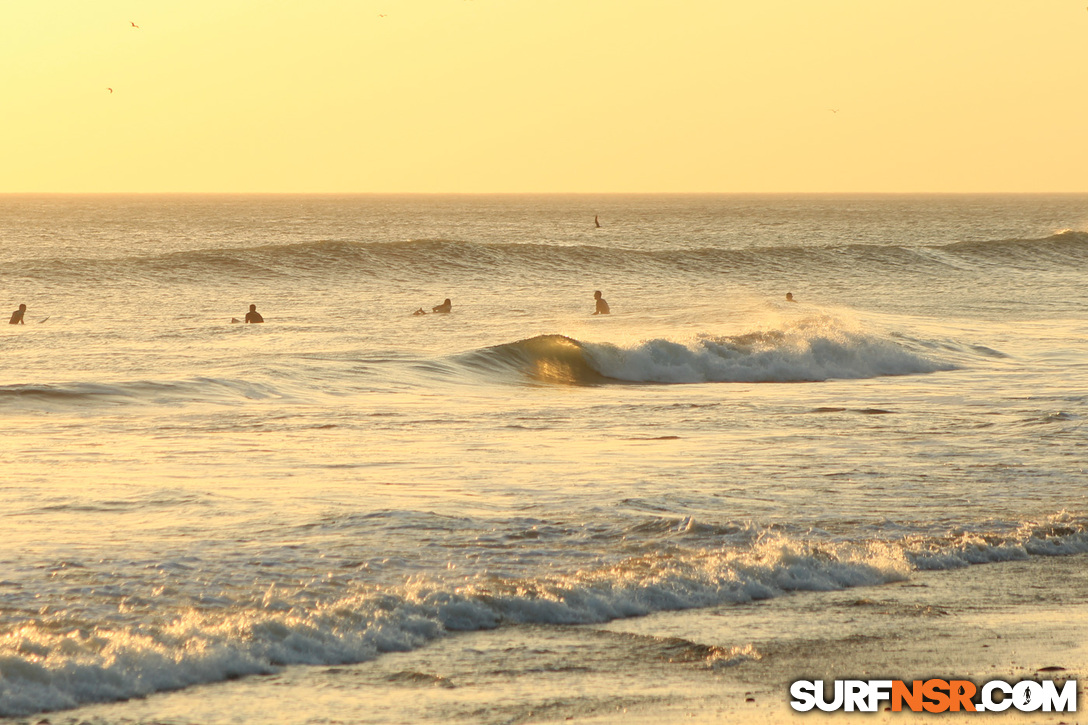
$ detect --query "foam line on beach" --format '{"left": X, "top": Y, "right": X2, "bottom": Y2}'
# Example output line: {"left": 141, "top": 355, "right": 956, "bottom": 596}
{"left": 5, "top": 515, "right": 1088, "bottom": 717}
{"left": 0, "top": 535, "right": 905, "bottom": 716}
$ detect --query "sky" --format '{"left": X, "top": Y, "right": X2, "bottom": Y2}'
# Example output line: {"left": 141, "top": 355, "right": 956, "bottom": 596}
{"left": 1, "top": 1, "right": 1086, "bottom": 193}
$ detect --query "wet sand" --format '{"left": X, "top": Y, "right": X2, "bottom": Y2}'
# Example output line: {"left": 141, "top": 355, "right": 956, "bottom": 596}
{"left": 596, "top": 552, "right": 1088, "bottom": 724}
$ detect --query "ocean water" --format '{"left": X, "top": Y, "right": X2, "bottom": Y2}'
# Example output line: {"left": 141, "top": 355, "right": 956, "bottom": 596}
{"left": 1, "top": 194, "right": 1087, "bottom": 720}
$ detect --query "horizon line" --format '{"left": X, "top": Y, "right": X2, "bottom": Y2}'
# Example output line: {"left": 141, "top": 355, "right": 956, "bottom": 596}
{"left": 3, "top": 190, "right": 1088, "bottom": 196}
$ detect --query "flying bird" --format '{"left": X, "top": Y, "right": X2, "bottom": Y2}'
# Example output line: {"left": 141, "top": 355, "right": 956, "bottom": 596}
{"left": 107, "top": 87, "right": 113, "bottom": 93}
{"left": 130, "top": 21, "right": 139, "bottom": 28}
{"left": 828, "top": 108, "right": 839, "bottom": 114}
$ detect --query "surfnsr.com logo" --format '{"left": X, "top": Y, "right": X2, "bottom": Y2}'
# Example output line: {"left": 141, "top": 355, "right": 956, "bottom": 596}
{"left": 790, "top": 679, "right": 1077, "bottom": 713}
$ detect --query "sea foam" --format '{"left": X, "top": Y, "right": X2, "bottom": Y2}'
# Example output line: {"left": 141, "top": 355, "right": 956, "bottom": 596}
{"left": 6, "top": 517, "right": 1088, "bottom": 717}
{"left": 0, "top": 534, "right": 906, "bottom": 716}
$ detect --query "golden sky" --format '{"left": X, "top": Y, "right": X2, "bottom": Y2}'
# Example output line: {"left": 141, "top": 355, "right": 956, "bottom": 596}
{"left": 1, "top": 1, "right": 1086, "bottom": 193}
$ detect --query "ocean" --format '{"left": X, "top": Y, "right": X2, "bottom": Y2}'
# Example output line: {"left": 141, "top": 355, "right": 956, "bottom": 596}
{"left": 1, "top": 194, "right": 1086, "bottom": 722}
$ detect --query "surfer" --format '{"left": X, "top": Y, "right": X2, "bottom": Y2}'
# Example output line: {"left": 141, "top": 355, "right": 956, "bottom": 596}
{"left": 786, "top": 292, "right": 796, "bottom": 302}
{"left": 595, "top": 215, "right": 601, "bottom": 228}
{"left": 9, "top": 303, "right": 26, "bottom": 324}
{"left": 593, "top": 290, "right": 610, "bottom": 315}
{"left": 244, "top": 304, "right": 264, "bottom": 323}
{"left": 412, "top": 308, "right": 427, "bottom": 316}
{"left": 432, "top": 298, "right": 452, "bottom": 313}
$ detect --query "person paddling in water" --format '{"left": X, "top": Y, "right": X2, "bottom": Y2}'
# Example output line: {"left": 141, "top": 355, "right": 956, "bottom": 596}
{"left": 432, "top": 298, "right": 452, "bottom": 313}
{"left": 786, "top": 292, "right": 796, "bottom": 302}
{"left": 593, "top": 290, "right": 610, "bottom": 315}
{"left": 9, "top": 303, "right": 26, "bottom": 324}
{"left": 244, "top": 304, "right": 264, "bottom": 323}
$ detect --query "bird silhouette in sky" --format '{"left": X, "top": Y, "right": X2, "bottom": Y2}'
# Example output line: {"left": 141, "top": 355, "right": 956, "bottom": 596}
{"left": 130, "top": 21, "right": 139, "bottom": 28}
{"left": 107, "top": 87, "right": 113, "bottom": 93}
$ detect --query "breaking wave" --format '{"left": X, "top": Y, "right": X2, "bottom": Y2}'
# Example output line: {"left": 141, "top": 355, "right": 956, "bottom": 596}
{"left": 2, "top": 514, "right": 1087, "bottom": 717}
{"left": 0, "top": 318, "right": 955, "bottom": 413}
{"left": 458, "top": 319, "right": 953, "bottom": 385}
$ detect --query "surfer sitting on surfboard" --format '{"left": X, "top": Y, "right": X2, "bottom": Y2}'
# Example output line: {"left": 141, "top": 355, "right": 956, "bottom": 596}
{"left": 432, "top": 299, "right": 452, "bottom": 313}
{"left": 9, "top": 303, "right": 26, "bottom": 324}
{"left": 593, "top": 290, "right": 610, "bottom": 315}
{"left": 244, "top": 304, "right": 264, "bottom": 323}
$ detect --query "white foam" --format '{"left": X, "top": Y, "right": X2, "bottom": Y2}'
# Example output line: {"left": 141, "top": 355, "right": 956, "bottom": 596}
{"left": 905, "top": 514, "right": 1088, "bottom": 570}
{"left": 707, "top": 643, "right": 762, "bottom": 669}
{"left": 0, "top": 535, "right": 907, "bottom": 717}
{"left": 580, "top": 317, "right": 951, "bottom": 384}
{"left": 5, "top": 520, "right": 1088, "bottom": 717}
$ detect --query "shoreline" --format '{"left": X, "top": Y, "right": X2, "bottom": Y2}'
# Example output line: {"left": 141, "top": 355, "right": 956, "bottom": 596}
{"left": 597, "top": 552, "right": 1088, "bottom": 723}
{"left": 23, "top": 553, "right": 1088, "bottom": 724}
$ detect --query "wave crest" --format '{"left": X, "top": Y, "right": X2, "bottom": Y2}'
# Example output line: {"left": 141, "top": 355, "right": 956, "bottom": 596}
{"left": 460, "top": 320, "right": 952, "bottom": 385}
{"left": 458, "top": 335, "right": 604, "bottom": 385}
{"left": 0, "top": 379, "right": 284, "bottom": 408}
{"left": 5, "top": 514, "right": 1088, "bottom": 717}
{"left": 0, "top": 534, "right": 907, "bottom": 717}
{"left": 12, "top": 231, "right": 1088, "bottom": 284}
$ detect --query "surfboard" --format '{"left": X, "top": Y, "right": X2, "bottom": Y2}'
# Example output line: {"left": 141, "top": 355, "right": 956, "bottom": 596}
{"left": 231, "top": 318, "right": 241, "bottom": 324}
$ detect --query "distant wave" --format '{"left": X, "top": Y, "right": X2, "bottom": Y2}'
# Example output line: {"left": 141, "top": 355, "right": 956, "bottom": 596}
{"left": 941, "top": 229, "right": 1088, "bottom": 265}
{"left": 2, "top": 512, "right": 1086, "bottom": 717}
{"left": 457, "top": 319, "right": 953, "bottom": 385}
{"left": 11, "top": 231, "right": 1088, "bottom": 284}
{"left": 12, "top": 239, "right": 649, "bottom": 283}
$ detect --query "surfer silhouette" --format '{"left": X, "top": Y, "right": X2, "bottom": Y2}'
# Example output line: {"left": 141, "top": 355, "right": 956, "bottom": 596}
{"left": 595, "top": 215, "right": 601, "bottom": 228}
{"left": 244, "top": 304, "right": 264, "bottom": 323}
{"left": 9, "top": 303, "right": 26, "bottom": 324}
{"left": 786, "top": 292, "right": 796, "bottom": 302}
{"left": 432, "top": 298, "right": 452, "bottom": 313}
{"left": 593, "top": 290, "right": 610, "bottom": 315}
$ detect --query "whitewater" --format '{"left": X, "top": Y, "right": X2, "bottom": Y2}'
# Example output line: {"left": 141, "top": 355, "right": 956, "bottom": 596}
{"left": 1, "top": 194, "right": 1087, "bottom": 722}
